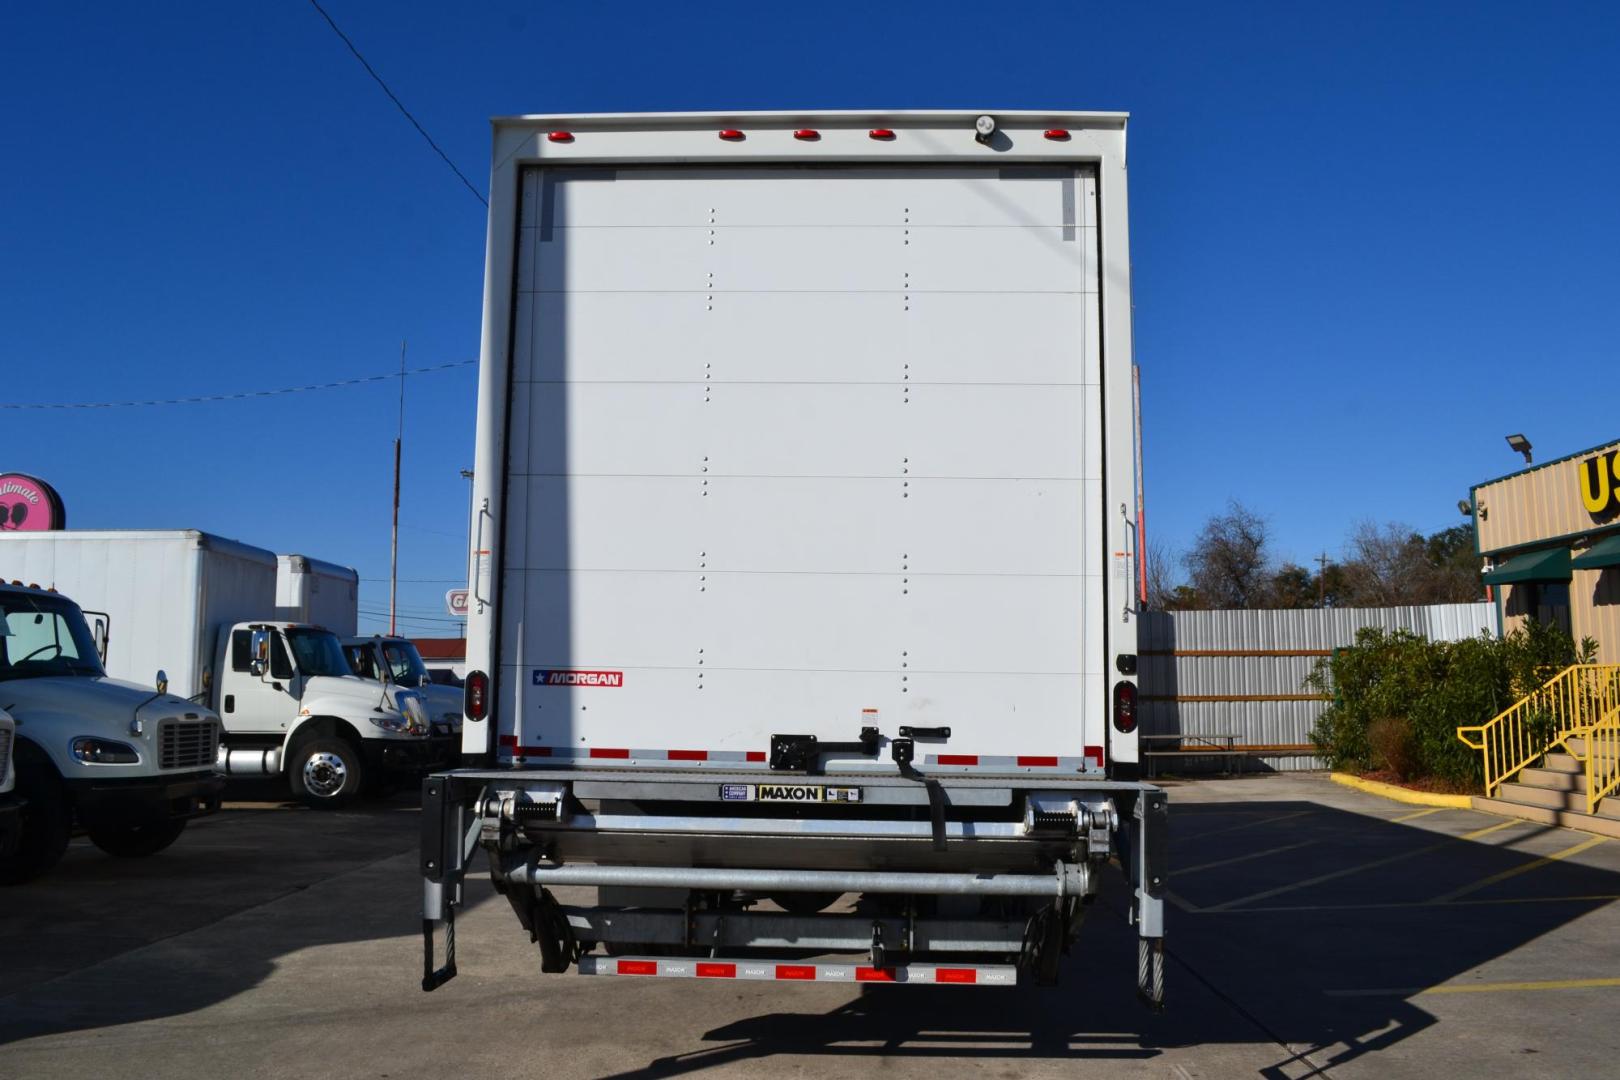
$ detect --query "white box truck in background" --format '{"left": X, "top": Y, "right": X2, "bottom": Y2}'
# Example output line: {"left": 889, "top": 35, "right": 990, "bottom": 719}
{"left": 421, "top": 110, "right": 1164, "bottom": 1004}
{"left": 275, "top": 554, "right": 359, "bottom": 636}
{"left": 0, "top": 580, "right": 223, "bottom": 882}
{"left": 0, "top": 532, "right": 451, "bottom": 808}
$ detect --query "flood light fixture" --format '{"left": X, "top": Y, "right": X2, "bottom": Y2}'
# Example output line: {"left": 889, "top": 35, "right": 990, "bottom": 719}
{"left": 1505, "top": 434, "right": 1532, "bottom": 463}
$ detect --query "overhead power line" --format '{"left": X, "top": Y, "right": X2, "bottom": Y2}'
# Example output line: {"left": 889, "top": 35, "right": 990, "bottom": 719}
{"left": 2, "top": 359, "right": 475, "bottom": 410}
{"left": 306, "top": 0, "right": 488, "bottom": 208}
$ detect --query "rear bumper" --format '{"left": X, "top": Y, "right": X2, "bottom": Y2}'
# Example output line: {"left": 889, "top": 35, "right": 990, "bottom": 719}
{"left": 67, "top": 771, "right": 224, "bottom": 830}
{"left": 364, "top": 735, "right": 456, "bottom": 777}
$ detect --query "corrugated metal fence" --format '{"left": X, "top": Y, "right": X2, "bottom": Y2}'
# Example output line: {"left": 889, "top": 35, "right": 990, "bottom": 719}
{"left": 1138, "top": 603, "right": 1496, "bottom": 773}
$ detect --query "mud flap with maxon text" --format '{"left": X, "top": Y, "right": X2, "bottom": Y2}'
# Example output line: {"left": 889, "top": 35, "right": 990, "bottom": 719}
{"left": 420, "top": 771, "right": 1168, "bottom": 1004}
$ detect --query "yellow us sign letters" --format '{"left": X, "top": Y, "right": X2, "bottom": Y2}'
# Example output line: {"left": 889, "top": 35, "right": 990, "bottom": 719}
{"left": 1581, "top": 450, "right": 1620, "bottom": 516}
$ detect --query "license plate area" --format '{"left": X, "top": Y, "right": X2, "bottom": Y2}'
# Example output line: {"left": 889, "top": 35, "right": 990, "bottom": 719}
{"left": 720, "top": 783, "right": 862, "bottom": 805}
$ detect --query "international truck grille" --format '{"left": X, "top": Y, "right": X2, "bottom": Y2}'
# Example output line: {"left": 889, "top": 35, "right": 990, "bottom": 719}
{"left": 159, "top": 718, "right": 218, "bottom": 771}
{"left": 0, "top": 727, "right": 10, "bottom": 784}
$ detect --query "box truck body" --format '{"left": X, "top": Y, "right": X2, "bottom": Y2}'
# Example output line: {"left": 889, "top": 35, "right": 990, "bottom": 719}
{"left": 423, "top": 111, "right": 1164, "bottom": 1001}
{"left": 275, "top": 554, "right": 359, "bottom": 636}
{"left": 0, "top": 530, "right": 277, "bottom": 697}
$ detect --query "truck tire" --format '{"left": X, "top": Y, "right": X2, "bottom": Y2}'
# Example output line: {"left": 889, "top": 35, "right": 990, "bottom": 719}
{"left": 290, "top": 737, "right": 364, "bottom": 809}
{"left": 0, "top": 746, "right": 73, "bottom": 885}
{"left": 87, "top": 819, "right": 187, "bottom": 858}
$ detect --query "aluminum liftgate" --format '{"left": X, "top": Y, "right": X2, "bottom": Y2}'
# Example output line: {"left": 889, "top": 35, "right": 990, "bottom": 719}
{"left": 420, "top": 770, "right": 1168, "bottom": 1006}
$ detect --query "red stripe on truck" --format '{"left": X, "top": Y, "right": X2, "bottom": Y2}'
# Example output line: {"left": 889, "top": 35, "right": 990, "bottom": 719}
{"left": 1085, "top": 745, "right": 1104, "bottom": 767}
{"left": 1017, "top": 756, "right": 1060, "bottom": 767}
{"left": 936, "top": 754, "right": 979, "bottom": 766}
{"left": 775, "top": 964, "right": 817, "bottom": 981}
{"left": 617, "top": 960, "right": 658, "bottom": 976}
{"left": 936, "top": 968, "right": 977, "bottom": 984}
{"left": 589, "top": 748, "right": 631, "bottom": 759}
{"left": 695, "top": 962, "right": 736, "bottom": 978}
{"left": 746, "top": 751, "right": 767, "bottom": 762}
{"left": 667, "top": 749, "right": 709, "bottom": 761}
{"left": 855, "top": 966, "right": 896, "bottom": 982}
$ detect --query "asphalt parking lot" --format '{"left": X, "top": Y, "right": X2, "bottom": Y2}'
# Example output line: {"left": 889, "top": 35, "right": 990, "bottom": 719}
{"left": 4, "top": 774, "right": 1620, "bottom": 1079}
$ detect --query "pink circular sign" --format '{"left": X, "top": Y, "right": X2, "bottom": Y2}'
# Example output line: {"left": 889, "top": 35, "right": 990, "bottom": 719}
{"left": 0, "top": 473, "right": 66, "bottom": 531}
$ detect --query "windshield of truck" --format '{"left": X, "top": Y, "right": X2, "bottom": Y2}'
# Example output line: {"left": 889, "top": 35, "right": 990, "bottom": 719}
{"left": 0, "top": 593, "right": 105, "bottom": 681}
{"left": 380, "top": 641, "right": 429, "bottom": 687}
{"left": 283, "top": 628, "right": 354, "bottom": 678}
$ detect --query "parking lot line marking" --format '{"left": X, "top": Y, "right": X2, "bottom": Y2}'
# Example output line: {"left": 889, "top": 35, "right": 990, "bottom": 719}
{"left": 1390, "top": 807, "right": 1444, "bottom": 823}
{"left": 1174, "top": 809, "right": 1316, "bottom": 843}
{"left": 1178, "top": 839, "right": 1317, "bottom": 877}
{"left": 1432, "top": 834, "right": 1609, "bottom": 903}
{"left": 1202, "top": 819, "right": 1521, "bottom": 911}
{"left": 1326, "top": 976, "right": 1620, "bottom": 997}
{"left": 1182, "top": 891, "right": 1620, "bottom": 916}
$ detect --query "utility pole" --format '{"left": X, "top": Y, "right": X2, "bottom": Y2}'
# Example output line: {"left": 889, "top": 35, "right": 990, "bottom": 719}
{"left": 1317, "top": 550, "right": 1329, "bottom": 607}
{"left": 390, "top": 342, "right": 405, "bottom": 635}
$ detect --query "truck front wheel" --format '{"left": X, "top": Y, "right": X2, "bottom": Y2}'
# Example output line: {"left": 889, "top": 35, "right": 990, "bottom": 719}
{"left": 0, "top": 746, "right": 73, "bottom": 885}
{"left": 290, "top": 738, "right": 364, "bottom": 809}
{"left": 87, "top": 819, "right": 187, "bottom": 857}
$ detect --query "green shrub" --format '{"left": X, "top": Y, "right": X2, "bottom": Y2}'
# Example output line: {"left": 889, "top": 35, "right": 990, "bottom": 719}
{"left": 1309, "top": 623, "right": 1596, "bottom": 790}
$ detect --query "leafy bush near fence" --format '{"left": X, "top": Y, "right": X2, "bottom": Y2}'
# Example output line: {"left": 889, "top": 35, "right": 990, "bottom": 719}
{"left": 1308, "top": 621, "right": 1597, "bottom": 789}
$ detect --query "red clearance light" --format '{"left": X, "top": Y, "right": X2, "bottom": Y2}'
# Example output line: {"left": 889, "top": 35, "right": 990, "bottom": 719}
{"left": 1043, "top": 128, "right": 1071, "bottom": 140}
{"left": 1113, "top": 680, "right": 1138, "bottom": 733}
{"left": 868, "top": 128, "right": 896, "bottom": 140}
{"left": 547, "top": 131, "right": 574, "bottom": 143}
{"left": 718, "top": 129, "right": 745, "bottom": 141}
{"left": 464, "top": 670, "right": 488, "bottom": 721}
{"left": 793, "top": 128, "right": 819, "bottom": 140}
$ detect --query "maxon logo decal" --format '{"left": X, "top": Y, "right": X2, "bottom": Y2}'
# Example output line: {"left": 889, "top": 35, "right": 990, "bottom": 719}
{"left": 532, "top": 669, "right": 624, "bottom": 688}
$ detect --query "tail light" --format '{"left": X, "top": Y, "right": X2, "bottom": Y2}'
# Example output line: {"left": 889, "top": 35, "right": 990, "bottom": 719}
{"left": 1043, "top": 128, "right": 1070, "bottom": 140}
{"left": 1113, "top": 680, "right": 1137, "bottom": 733}
{"left": 868, "top": 128, "right": 896, "bottom": 140}
{"left": 464, "top": 670, "right": 489, "bottom": 722}
{"left": 547, "top": 131, "right": 574, "bottom": 143}
{"left": 793, "top": 129, "right": 819, "bottom": 140}
{"left": 718, "top": 129, "right": 744, "bottom": 141}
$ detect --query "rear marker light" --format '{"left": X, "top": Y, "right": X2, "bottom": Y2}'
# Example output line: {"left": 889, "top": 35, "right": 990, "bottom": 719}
{"left": 464, "top": 670, "right": 488, "bottom": 721}
{"left": 1043, "top": 128, "right": 1070, "bottom": 140}
{"left": 793, "top": 128, "right": 819, "bottom": 140}
{"left": 718, "top": 129, "right": 744, "bottom": 141}
{"left": 868, "top": 128, "right": 895, "bottom": 140}
{"left": 547, "top": 131, "right": 574, "bottom": 143}
{"left": 1113, "top": 680, "right": 1138, "bottom": 734}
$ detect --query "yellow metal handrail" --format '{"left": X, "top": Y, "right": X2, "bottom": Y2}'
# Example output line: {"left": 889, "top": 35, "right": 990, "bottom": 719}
{"left": 1457, "top": 664, "right": 1620, "bottom": 797}
{"left": 1582, "top": 706, "right": 1620, "bottom": 815}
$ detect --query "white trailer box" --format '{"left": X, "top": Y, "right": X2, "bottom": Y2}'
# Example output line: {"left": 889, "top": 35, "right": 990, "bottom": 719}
{"left": 0, "top": 530, "right": 277, "bottom": 699}
{"left": 275, "top": 555, "right": 359, "bottom": 636}
{"left": 423, "top": 111, "right": 1163, "bottom": 1002}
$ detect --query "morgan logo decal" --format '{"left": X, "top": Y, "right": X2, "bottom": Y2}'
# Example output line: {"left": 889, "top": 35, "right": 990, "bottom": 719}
{"left": 532, "top": 669, "right": 624, "bottom": 688}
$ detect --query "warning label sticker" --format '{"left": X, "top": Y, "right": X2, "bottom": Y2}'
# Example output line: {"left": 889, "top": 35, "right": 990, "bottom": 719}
{"left": 532, "top": 669, "right": 624, "bottom": 688}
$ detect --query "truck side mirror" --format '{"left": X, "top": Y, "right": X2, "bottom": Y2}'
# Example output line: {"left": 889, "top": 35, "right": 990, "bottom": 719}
{"left": 92, "top": 617, "right": 108, "bottom": 662}
{"left": 250, "top": 629, "right": 270, "bottom": 678}
{"left": 156, "top": 669, "right": 169, "bottom": 694}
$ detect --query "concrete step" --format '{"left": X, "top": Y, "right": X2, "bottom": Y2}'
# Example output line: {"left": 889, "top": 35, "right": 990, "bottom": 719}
{"left": 1518, "top": 766, "right": 1588, "bottom": 793}
{"left": 1565, "top": 736, "right": 1620, "bottom": 762}
{"left": 1494, "top": 781, "right": 1620, "bottom": 820}
{"left": 1543, "top": 753, "right": 1582, "bottom": 774}
{"left": 1473, "top": 797, "right": 1620, "bottom": 839}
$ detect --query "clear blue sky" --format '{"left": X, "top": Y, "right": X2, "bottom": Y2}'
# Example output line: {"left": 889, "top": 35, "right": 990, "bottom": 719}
{"left": 3, "top": 1, "right": 1617, "bottom": 631}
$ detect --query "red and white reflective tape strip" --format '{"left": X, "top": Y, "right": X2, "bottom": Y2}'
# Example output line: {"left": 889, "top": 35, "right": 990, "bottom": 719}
{"left": 577, "top": 955, "right": 1015, "bottom": 985}
{"left": 925, "top": 746, "right": 1105, "bottom": 771}
{"left": 497, "top": 737, "right": 767, "bottom": 765}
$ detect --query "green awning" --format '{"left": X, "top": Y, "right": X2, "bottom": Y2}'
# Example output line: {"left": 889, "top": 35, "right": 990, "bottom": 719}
{"left": 1572, "top": 533, "right": 1620, "bottom": 572}
{"left": 1483, "top": 546, "right": 1572, "bottom": 585}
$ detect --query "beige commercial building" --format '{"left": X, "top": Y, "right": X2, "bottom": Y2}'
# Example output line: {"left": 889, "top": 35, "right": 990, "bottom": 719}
{"left": 1473, "top": 438, "right": 1620, "bottom": 662}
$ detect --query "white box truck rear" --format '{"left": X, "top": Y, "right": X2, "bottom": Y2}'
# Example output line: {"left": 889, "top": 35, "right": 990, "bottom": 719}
{"left": 424, "top": 110, "right": 1164, "bottom": 1002}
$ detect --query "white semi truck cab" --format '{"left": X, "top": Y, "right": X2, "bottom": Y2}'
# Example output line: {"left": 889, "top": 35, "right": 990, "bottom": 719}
{"left": 420, "top": 110, "right": 1166, "bottom": 1005}
{"left": 342, "top": 636, "right": 463, "bottom": 741}
{"left": 0, "top": 581, "right": 223, "bottom": 883}
{"left": 213, "top": 622, "right": 454, "bottom": 805}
